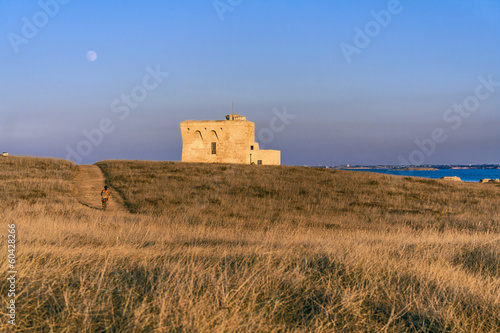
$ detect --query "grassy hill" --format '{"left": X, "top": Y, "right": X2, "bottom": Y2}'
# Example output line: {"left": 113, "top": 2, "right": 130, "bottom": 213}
{"left": 96, "top": 160, "right": 500, "bottom": 232}
{"left": 1, "top": 157, "right": 500, "bottom": 332}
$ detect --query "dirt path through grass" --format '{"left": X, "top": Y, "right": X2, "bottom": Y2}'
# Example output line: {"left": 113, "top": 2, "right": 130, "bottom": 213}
{"left": 71, "top": 165, "right": 128, "bottom": 213}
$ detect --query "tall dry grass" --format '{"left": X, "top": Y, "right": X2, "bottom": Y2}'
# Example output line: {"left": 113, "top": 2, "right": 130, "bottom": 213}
{"left": 97, "top": 160, "right": 500, "bottom": 233}
{"left": 1, "top": 157, "right": 499, "bottom": 332}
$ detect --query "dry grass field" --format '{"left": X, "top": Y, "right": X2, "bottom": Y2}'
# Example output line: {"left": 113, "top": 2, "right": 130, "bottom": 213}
{"left": 1, "top": 156, "right": 500, "bottom": 332}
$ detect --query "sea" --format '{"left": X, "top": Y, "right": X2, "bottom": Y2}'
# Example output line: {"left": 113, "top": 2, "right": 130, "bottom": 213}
{"left": 345, "top": 168, "right": 500, "bottom": 183}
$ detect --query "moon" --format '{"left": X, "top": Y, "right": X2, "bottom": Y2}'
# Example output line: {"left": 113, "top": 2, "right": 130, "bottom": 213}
{"left": 86, "top": 51, "right": 97, "bottom": 62}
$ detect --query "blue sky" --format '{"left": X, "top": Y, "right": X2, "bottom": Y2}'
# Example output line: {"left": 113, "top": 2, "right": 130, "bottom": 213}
{"left": 1, "top": 0, "right": 499, "bottom": 165}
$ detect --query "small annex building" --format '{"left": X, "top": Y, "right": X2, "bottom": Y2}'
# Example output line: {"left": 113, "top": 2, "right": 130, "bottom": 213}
{"left": 180, "top": 114, "right": 280, "bottom": 165}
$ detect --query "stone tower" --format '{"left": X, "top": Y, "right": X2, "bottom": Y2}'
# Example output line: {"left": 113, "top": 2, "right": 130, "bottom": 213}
{"left": 180, "top": 114, "right": 280, "bottom": 165}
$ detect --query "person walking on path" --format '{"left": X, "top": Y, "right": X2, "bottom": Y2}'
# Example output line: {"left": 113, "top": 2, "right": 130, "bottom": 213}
{"left": 101, "top": 186, "right": 111, "bottom": 211}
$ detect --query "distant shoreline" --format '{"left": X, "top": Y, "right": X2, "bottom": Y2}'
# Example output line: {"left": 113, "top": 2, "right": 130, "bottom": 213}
{"left": 318, "top": 164, "right": 500, "bottom": 171}
{"left": 395, "top": 167, "right": 439, "bottom": 171}
{"left": 336, "top": 167, "right": 500, "bottom": 183}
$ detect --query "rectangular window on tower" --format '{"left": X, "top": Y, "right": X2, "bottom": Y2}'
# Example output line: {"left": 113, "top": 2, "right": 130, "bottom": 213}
{"left": 211, "top": 142, "right": 217, "bottom": 154}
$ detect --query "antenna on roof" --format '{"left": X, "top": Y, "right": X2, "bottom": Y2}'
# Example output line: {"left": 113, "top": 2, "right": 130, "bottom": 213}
{"left": 232, "top": 101, "right": 234, "bottom": 114}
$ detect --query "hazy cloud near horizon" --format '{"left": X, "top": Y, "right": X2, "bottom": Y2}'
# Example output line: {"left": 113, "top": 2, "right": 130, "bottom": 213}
{"left": 1, "top": 0, "right": 499, "bottom": 165}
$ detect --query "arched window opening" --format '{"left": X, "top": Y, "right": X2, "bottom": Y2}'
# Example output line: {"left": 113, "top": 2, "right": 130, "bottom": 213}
{"left": 210, "top": 130, "right": 219, "bottom": 142}
{"left": 194, "top": 130, "right": 203, "bottom": 142}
